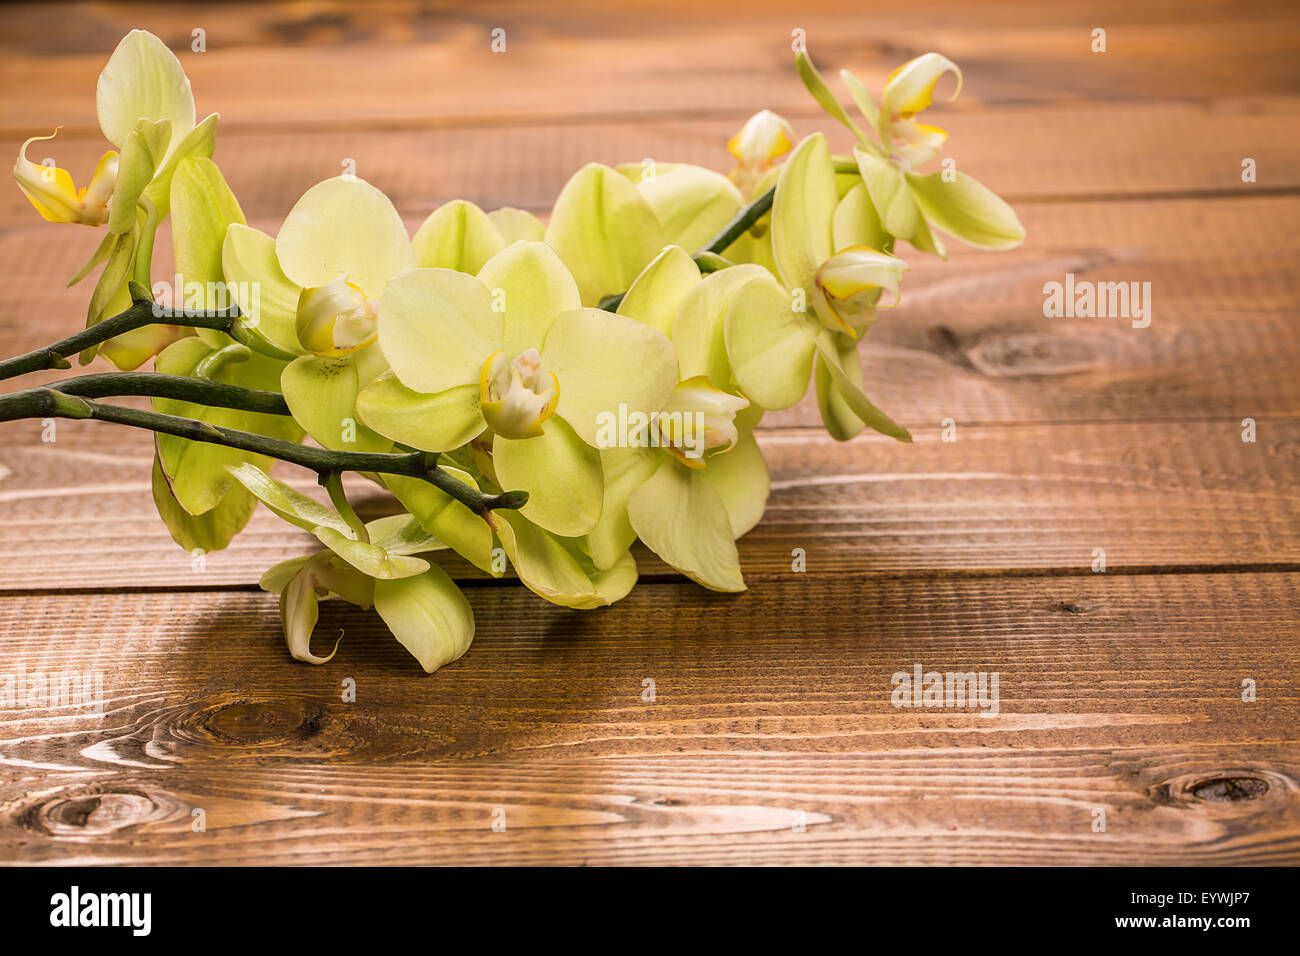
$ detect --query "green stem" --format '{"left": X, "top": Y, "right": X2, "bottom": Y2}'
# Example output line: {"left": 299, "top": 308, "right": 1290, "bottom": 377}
{"left": 0, "top": 387, "right": 527, "bottom": 517}
{"left": 323, "top": 471, "right": 370, "bottom": 543}
{"left": 47, "top": 371, "right": 291, "bottom": 415}
{"left": 0, "top": 298, "right": 293, "bottom": 382}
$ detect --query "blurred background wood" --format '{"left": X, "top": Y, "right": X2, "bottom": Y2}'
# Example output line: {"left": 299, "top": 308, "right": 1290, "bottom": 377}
{"left": 0, "top": 0, "right": 1296, "bottom": 865}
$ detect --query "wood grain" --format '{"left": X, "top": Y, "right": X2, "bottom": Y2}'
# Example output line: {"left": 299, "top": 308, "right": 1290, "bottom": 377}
{"left": 1, "top": 573, "right": 1295, "bottom": 864}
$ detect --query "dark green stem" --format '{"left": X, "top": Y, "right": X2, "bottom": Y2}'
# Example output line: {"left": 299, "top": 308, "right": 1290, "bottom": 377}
{"left": 48, "top": 371, "right": 291, "bottom": 415}
{"left": 0, "top": 298, "right": 294, "bottom": 381}
{"left": 0, "top": 388, "right": 527, "bottom": 517}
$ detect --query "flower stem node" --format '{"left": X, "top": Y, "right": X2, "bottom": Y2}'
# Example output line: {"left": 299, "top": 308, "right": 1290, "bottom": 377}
{"left": 479, "top": 348, "right": 559, "bottom": 440}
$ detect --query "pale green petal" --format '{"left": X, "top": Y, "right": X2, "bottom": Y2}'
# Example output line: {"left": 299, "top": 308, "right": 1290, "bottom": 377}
{"left": 495, "top": 511, "right": 609, "bottom": 609}
{"left": 259, "top": 554, "right": 314, "bottom": 595}
{"left": 905, "top": 170, "right": 1025, "bottom": 250}
{"left": 855, "top": 146, "right": 922, "bottom": 240}
{"left": 374, "top": 566, "right": 475, "bottom": 673}
{"left": 627, "top": 459, "right": 745, "bottom": 592}
{"left": 225, "top": 461, "right": 352, "bottom": 534}
{"left": 282, "top": 353, "right": 392, "bottom": 453}
{"left": 313, "top": 526, "right": 430, "bottom": 579}
{"left": 222, "top": 223, "right": 306, "bottom": 356}
{"left": 151, "top": 454, "right": 255, "bottom": 553}
{"left": 586, "top": 447, "right": 660, "bottom": 570}
{"left": 723, "top": 271, "right": 819, "bottom": 409}
{"left": 814, "top": 332, "right": 868, "bottom": 440}
{"left": 673, "top": 263, "right": 769, "bottom": 386}
{"left": 539, "top": 308, "right": 677, "bottom": 446}
{"left": 588, "top": 550, "right": 639, "bottom": 605}
{"left": 476, "top": 240, "right": 581, "bottom": 354}
{"left": 795, "top": 51, "right": 866, "bottom": 141}
{"left": 699, "top": 433, "right": 769, "bottom": 538}
{"left": 384, "top": 471, "right": 495, "bottom": 574}
{"left": 356, "top": 374, "right": 484, "bottom": 452}
{"left": 142, "top": 112, "right": 217, "bottom": 219}
{"left": 281, "top": 564, "right": 332, "bottom": 664}
{"left": 412, "top": 199, "right": 505, "bottom": 273}
{"left": 108, "top": 119, "right": 165, "bottom": 234}
{"left": 617, "top": 245, "right": 701, "bottom": 338}
{"left": 636, "top": 164, "right": 744, "bottom": 252}
{"left": 487, "top": 206, "right": 546, "bottom": 244}
{"left": 814, "top": 340, "right": 910, "bottom": 441}
{"left": 377, "top": 267, "right": 500, "bottom": 394}
{"left": 276, "top": 176, "right": 416, "bottom": 298}
{"left": 772, "top": 133, "right": 837, "bottom": 293}
{"left": 494, "top": 415, "right": 602, "bottom": 537}
{"left": 96, "top": 29, "right": 195, "bottom": 152}
{"left": 154, "top": 340, "right": 299, "bottom": 513}
{"left": 840, "top": 69, "right": 880, "bottom": 130}
{"left": 171, "top": 156, "right": 246, "bottom": 310}
{"left": 833, "top": 182, "right": 890, "bottom": 253}
{"left": 544, "top": 163, "right": 667, "bottom": 306}
{"left": 365, "top": 514, "right": 445, "bottom": 555}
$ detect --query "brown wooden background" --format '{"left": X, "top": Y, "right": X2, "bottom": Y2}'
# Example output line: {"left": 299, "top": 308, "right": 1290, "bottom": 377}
{"left": 0, "top": 0, "right": 1297, "bottom": 865}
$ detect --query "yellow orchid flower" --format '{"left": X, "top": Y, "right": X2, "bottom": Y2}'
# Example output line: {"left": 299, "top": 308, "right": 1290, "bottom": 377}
{"left": 878, "top": 53, "right": 962, "bottom": 168}
{"left": 13, "top": 131, "right": 119, "bottom": 226}
{"left": 812, "top": 245, "right": 909, "bottom": 337}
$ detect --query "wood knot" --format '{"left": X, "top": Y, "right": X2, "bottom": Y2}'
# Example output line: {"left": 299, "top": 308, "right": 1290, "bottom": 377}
{"left": 1147, "top": 769, "right": 1288, "bottom": 811}
{"left": 1051, "top": 599, "right": 1095, "bottom": 615}
{"left": 18, "top": 785, "right": 184, "bottom": 837}
{"left": 189, "top": 697, "right": 326, "bottom": 746}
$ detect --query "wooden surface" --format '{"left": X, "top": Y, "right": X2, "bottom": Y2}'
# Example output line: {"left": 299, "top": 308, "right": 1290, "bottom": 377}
{"left": 0, "top": 0, "right": 1297, "bottom": 865}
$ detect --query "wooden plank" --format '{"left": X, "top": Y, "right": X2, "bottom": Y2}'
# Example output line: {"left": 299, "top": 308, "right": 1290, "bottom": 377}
{"left": 0, "top": 572, "right": 1295, "bottom": 864}
{"left": 0, "top": 418, "right": 1295, "bottom": 591}
{"left": 5, "top": 98, "right": 1296, "bottom": 227}
{"left": 2, "top": 0, "right": 1299, "bottom": 134}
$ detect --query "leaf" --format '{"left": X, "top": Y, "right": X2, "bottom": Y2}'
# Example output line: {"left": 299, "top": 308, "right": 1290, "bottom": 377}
{"left": 377, "top": 267, "right": 499, "bottom": 395}
{"left": 373, "top": 566, "right": 475, "bottom": 673}
{"left": 413, "top": 199, "right": 505, "bottom": 273}
{"left": 356, "top": 374, "right": 484, "bottom": 452}
{"left": 476, "top": 240, "right": 581, "bottom": 355}
{"left": 494, "top": 415, "right": 603, "bottom": 537}
{"left": 771, "top": 133, "right": 838, "bottom": 293}
{"left": 538, "top": 308, "right": 677, "bottom": 446}
{"left": 635, "top": 164, "right": 744, "bottom": 253}
{"left": 627, "top": 458, "right": 745, "bottom": 592}
{"left": 617, "top": 245, "right": 702, "bottom": 338}
{"left": 905, "top": 170, "right": 1025, "bottom": 250}
{"left": 723, "top": 271, "right": 819, "bottom": 409}
{"left": 95, "top": 29, "right": 195, "bottom": 153}
{"left": 544, "top": 163, "right": 667, "bottom": 306}
{"left": 151, "top": 454, "right": 255, "bottom": 553}
{"left": 275, "top": 176, "right": 416, "bottom": 299}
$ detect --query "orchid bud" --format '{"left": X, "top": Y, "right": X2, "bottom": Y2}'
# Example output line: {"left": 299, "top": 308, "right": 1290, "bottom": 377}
{"left": 727, "top": 109, "right": 795, "bottom": 194}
